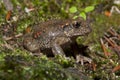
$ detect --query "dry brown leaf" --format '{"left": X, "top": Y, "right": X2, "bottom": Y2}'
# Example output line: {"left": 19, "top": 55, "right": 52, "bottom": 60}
{"left": 112, "top": 65, "right": 120, "bottom": 72}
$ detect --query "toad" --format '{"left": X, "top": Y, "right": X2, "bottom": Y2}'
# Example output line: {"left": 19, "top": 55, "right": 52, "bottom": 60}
{"left": 23, "top": 18, "right": 92, "bottom": 62}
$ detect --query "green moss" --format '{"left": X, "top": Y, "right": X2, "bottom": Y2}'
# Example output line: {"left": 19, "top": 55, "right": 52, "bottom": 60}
{"left": 0, "top": 54, "right": 81, "bottom": 80}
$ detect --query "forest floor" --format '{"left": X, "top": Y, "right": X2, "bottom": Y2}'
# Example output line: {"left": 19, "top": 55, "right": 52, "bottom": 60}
{"left": 0, "top": 0, "right": 120, "bottom": 80}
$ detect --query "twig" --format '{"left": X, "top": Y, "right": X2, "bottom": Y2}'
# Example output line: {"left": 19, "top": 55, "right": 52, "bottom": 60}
{"left": 104, "top": 32, "right": 110, "bottom": 37}
{"left": 3, "top": 33, "right": 23, "bottom": 41}
{"left": 104, "top": 35, "right": 120, "bottom": 57}
{"left": 103, "top": 36, "right": 115, "bottom": 48}
{"left": 108, "top": 27, "right": 120, "bottom": 40}
{"left": 100, "top": 38, "right": 110, "bottom": 57}
{"left": 110, "top": 6, "right": 120, "bottom": 15}
{"left": 1, "top": 42, "right": 14, "bottom": 50}
{"left": 109, "top": 38, "right": 118, "bottom": 46}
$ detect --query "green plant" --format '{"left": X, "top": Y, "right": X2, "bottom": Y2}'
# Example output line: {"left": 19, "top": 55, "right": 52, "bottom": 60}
{"left": 69, "top": 6, "right": 95, "bottom": 20}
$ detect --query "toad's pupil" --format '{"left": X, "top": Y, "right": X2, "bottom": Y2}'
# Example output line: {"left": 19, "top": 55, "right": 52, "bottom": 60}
{"left": 74, "top": 22, "right": 81, "bottom": 28}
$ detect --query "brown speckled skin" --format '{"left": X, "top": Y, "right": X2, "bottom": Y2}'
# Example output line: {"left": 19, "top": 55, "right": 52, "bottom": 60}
{"left": 23, "top": 18, "right": 91, "bottom": 56}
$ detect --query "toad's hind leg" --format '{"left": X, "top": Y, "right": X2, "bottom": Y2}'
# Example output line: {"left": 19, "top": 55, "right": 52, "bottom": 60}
{"left": 52, "top": 43, "right": 65, "bottom": 56}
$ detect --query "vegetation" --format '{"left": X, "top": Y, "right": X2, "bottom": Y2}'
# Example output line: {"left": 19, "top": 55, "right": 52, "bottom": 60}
{"left": 0, "top": 0, "right": 120, "bottom": 80}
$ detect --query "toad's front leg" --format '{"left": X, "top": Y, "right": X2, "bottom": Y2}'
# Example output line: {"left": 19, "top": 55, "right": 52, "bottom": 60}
{"left": 52, "top": 43, "right": 65, "bottom": 56}
{"left": 51, "top": 37, "right": 72, "bottom": 56}
{"left": 70, "top": 38, "right": 92, "bottom": 64}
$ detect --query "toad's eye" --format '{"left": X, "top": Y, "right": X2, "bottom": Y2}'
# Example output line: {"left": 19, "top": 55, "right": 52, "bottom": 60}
{"left": 73, "top": 21, "right": 81, "bottom": 28}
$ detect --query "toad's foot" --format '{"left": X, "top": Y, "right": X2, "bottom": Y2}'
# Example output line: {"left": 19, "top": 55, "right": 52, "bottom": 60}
{"left": 76, "top": 54, "right": 93, "bottom": 65}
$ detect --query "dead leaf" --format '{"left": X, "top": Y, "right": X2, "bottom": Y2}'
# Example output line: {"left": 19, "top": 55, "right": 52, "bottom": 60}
{"left": 104, "top": 11, "right": 111, "bottom": 17}
{"left": 6, "top": 10, "right": 12, "bottom": 21}
{"left": 112, "top": 65, "right": 120, "bottom": 72}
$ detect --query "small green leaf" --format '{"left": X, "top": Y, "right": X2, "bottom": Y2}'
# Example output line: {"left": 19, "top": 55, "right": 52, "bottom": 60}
{"left": 79, "top": 12, "right": 86, "bottom": 20}
{"left": 73, "top": 16, "right": 78, "bottom": 19}
{"left": 84, "top": 6, "right": 95, "bottom": 13}
{"left": 69, "top": 6, "right": 77, "bottom": 13}
{"left": 23, "top": 67, "right": 31, "bottom": 71}
{"left": 12, "top": 0, "right": 20, "bottom": 5}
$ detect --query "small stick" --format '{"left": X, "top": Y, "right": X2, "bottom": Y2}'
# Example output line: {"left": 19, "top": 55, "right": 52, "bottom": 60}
{"left": 100, "top": 38, "right": 110, "bottom": 57}
{"left": 104, "top": 35, "right": 120, "bottom": 57}
{"left": 109, "top": 38, "right": 118, "bottom": 46}
{"left": 108, "top": 27, "right": 120, "bottom": 40}
{"left": 3, "top": 33, "right": 23, "bottom": 41}
{"left": 1, "top": 42, "right": 14, "bottom": 50}
{"left": 103, "top": 36, "right": 115, "bottom": 48}
{"left": 104, "top": 32, "right": 110, "bottom": 37}
{"left": 104, "top": 36, "right": 120, "bottom": 50}
{"left": 108, "top": 37, "right": 120, "bottom": 50}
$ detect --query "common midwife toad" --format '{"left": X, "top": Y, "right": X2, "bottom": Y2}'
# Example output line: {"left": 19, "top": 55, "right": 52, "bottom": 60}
{"left": 23, "top": 18, "right": 92, "bottom": 61}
